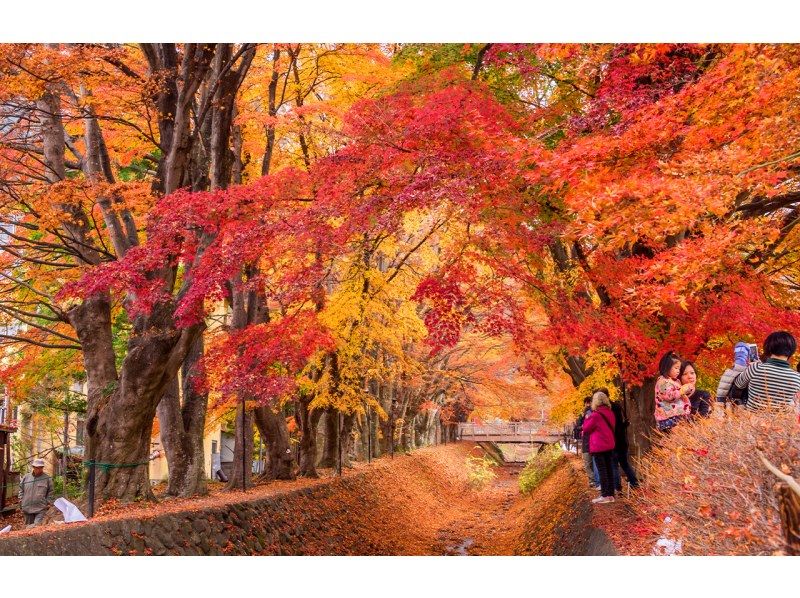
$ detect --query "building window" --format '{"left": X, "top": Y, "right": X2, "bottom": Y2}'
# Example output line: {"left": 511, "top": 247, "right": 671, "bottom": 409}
{"left": 211, "top": 440, "right": 218, "bottom": 454}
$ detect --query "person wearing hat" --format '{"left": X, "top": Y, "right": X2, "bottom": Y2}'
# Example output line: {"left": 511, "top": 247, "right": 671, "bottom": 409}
{"left": 18, "top": 458, "right": 54, "bottom": 526}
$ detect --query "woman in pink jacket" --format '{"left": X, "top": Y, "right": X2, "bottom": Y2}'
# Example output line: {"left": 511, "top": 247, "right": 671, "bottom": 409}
{"left": 582, "top": 391, "right": 616, "bottom": 503}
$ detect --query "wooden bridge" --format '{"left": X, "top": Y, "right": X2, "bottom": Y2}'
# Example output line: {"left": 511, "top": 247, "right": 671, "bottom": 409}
{"left": 456, "top": 421, "right": 562, "bottom": 444}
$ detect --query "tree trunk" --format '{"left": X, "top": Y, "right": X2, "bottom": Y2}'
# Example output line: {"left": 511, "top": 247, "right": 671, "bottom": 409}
{"left": 380, "top": 382, "right": 396, "bottom": 455}
{"left": 67, "top": 294, "right": 118, "bottom": 463}
{"left": 261, "top": 46, "right": 281, "bottom": 176}
{"left": 370, "top": 406, "right": 381, "bottom": 458}
{"left": 156, "top": 334, "right": 208, "bottom": 497}
{"left": 253, "top": 405, "right": 294, "bottom": 480}
{"left": 227, "top": 400, "right": 254, "bottom": 490}
{"left": 624, "top": 377, "right": 657, "bottom": 464}
{"left": 319, "top": 407, "right": 339, "bottom": 468}
{"left": 92, "top": 315, "right": 201, "bottom": 502}
{"left": 340, "top": 412, "right": 355, "bottom": 467}
{"left": 296, "top": 397, "right": 322, "bottom": 478}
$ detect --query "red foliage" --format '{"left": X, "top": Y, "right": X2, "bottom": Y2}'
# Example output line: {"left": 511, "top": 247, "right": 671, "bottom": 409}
{"left": 202, "top": 311, "right": 334, "bottom": 406}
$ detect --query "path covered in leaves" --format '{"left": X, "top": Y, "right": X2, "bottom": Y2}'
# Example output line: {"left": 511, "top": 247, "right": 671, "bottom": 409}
{"left": 436, "top": 465, "right": 526, "bottom": 555}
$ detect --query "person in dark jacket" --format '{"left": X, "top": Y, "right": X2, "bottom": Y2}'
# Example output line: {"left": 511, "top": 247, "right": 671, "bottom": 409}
{"left": 575, "top": 397, "right": 599, "bottom": 488}
{"left": 582, "top": 391, "right": 616, "bottom": 503}
{"left": 609, "top": 400, "right": 639, "bottom": 490}
{"left": 680, "top": 360, "right": 712, "bottom": 417}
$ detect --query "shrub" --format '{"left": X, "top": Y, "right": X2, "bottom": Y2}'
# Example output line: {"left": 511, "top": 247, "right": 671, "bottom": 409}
{"left": 53, "top": 474, "right": 85, "bottom": 501}
{"left": 466, "top": 455, "right": 497, "bottom": 489}
{"left": 634, "top": 410, "right": 799, "bottom": 555}
{"left": 518, "top": 444, "right": 564, "bottom": 494}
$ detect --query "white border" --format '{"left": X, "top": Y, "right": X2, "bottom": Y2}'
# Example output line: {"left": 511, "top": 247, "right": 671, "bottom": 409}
{"left": 1, "top": 0, "right": 800, "bottom": 42}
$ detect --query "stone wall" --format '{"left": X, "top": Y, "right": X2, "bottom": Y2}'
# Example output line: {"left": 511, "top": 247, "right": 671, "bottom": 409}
{"left": 0, "top": 445, "right": 473, "bottom": 556}
{"left": 0, "top": 474, "right": 397, "bottom": 556}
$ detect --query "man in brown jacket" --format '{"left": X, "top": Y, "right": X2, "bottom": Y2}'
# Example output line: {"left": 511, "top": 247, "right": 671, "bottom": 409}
{"left": 18, "top": 458, "right": 53, "bottom": 526}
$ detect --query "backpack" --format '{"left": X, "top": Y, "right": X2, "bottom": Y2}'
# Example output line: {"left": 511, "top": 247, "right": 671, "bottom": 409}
{"left": 728, "top": 382, "right": 748, "bottom": 405}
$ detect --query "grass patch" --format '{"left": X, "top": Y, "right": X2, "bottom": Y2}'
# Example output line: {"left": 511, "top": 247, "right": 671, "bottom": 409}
{"left": 519, "top": 445, "right": 564, "bottom": 494}
{"left": 466, "top": 455, "right": 498, "bottom": 489}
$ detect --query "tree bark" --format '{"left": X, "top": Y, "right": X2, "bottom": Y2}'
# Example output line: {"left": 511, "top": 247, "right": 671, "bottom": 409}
{"left": 624, "top": 377, "right": 657, "bottom": 463}
{"left": 319, "top": 407, "right": 339, "bottom": 468}
{"left": 208, "top": 43, "right": 255, "bottom": 190}
{"left": 340, "top": 412, "right": 355, "bottom": 467}
{"left": 156, "top": 334, "right": 208, "bottom": 497}
{"left": 296, "top": 397, "right": 322, "bottom": 477}
{"left": 67, "top": 294, "right": 118, "bottom": 462}
{"left": 92, "top": 306, "right": 202, "bottom": 502}
{"left": 261, "top": 46, "right": 281, "bottom": 176}
{"left": 227, "top": 400, "right": 254, "bottom": 490}
{"left": 253, "top": 405, "right": 294, "bottom": 480}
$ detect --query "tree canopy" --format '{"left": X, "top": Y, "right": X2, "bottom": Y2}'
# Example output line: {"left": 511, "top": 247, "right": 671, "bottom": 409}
{"left": 2, "top": 43, "right": 800, "bottom": 499}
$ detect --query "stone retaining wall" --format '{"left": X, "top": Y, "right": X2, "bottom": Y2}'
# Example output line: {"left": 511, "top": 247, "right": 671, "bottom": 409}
{"left": 0, "top": 471, "right": 398, "bottom": 555}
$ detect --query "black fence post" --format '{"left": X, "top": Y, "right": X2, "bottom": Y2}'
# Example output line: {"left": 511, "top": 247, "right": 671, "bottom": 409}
{"left": 87, "top": 461, "right": 96, "bottom": 519}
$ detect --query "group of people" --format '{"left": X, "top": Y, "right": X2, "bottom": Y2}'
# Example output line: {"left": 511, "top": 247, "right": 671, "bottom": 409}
{"left": 574, "top": 389, "right": 638, "bottom": 504}
{"left": 656, "top": 330, "right": 800, "bottom": 431}
{"left": 574, "top": 330, "right": 800, "bottom": 505}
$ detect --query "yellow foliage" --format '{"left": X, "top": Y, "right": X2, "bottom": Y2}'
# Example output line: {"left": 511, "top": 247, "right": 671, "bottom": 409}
{"left": 550, "top": 349, "right": 621, "bottom": 423}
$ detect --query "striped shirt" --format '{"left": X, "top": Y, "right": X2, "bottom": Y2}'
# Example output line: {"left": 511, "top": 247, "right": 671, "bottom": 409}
{"left": 733, "top": 358, "right": 800, "bottom": 411}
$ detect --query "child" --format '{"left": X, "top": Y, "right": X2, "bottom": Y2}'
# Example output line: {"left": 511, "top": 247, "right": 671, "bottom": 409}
{"left": 655, "top": 351, "right": 693, "bottom": 432}
{"left": 715, "top": 342, "right": 750, "bottom": 406}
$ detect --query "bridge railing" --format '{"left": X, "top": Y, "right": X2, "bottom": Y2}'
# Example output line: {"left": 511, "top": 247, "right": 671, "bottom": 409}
{"left": 457, "top": 421, "right": 548, "bottom": 438}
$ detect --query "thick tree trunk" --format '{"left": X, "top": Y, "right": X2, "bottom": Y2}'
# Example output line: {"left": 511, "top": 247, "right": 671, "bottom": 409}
{"left": 296, "top": 398, "right": 322, "bottom": 478}
{"left": 156, "top": 335, "right": 208, "bottom": 497}
{"left": 624, "top": 377, "right": 657, "bottom": 464}
{"left": 319, "top": 407, "right": 339, "bottom": 468}
{"left": 340, "top": 412, "right": 355, "bottom": 467}
{"left": 398, "top": 394, "right": 410, "bottom": 452}
{"left": 92, "top": 316, "right": 201, "bottom": 502}
{"left": 67, "top": 294, "right": 118, "bottom": 463}
{"left": 253, "top": 405, "right": 294, "bottom": 480}
{"left": 379, "top": 382, "right": 396, "bottom": 455}
{"left": 370, "top": 406, "right": 381, "bottom": 458}
{"left": 37, "top": 91, "right": 66, "bottom": 183}
{"left": 227, "top": 400, "right": 254, "bottom": 490}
